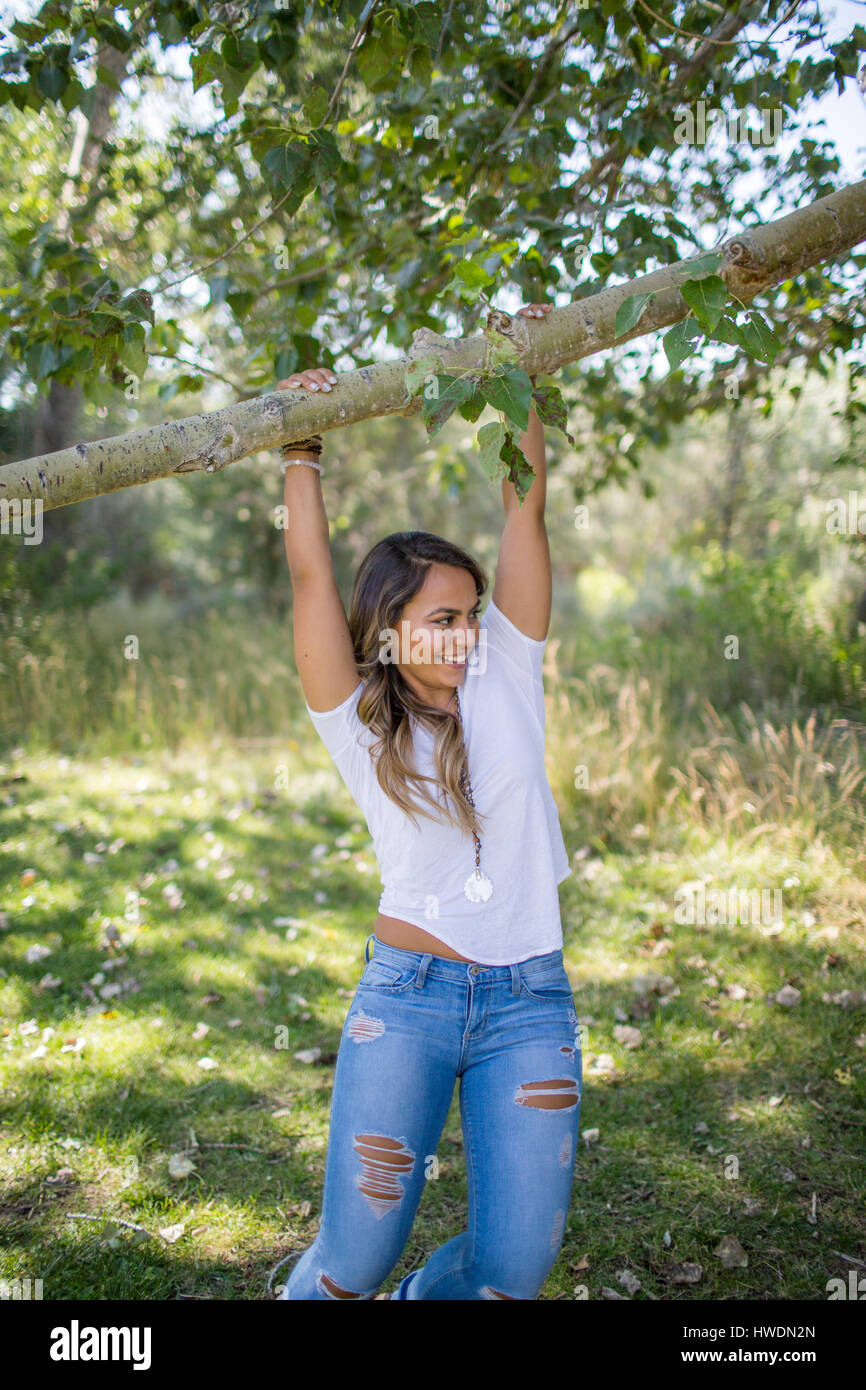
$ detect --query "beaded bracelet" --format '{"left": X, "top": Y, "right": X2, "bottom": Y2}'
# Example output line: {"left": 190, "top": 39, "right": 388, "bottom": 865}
{"left": 281, "top": 456, "right": 325, "bottom": 477}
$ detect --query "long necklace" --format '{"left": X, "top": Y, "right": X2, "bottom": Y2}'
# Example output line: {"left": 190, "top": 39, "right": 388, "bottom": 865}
{"left": 452, "top": 686, "right": 494, "bottom": 902}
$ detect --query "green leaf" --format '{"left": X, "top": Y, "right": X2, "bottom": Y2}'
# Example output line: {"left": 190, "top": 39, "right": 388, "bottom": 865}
{"left": 421, "top": 374, "right": 476, "bottom": 435}
{"left": 412, "top": 2, "right": 441, "bottom": 48}
{"left": 499, "top": 430, "right": 537, "bottom": 503}
{"left": 37, "top": 63, "right": 68, "bottom": 99}
{"left": 227, "top": 291, "right": 255, "bottom": 319}
{"left": 121, "top": 329, "right": 147, "bottom": 377}
{"left": 680, "top": 251, "right": 724, "bottom": 278}
{"left": 95, "top": 63, "right": 122, "bottom": 91}
{"left": 457, "top": 385, "right": 486, "bottom": 422}
{"left": 453, "top": 258, "right": 495, "bottom": 289}
{"left": 710, "top": 314, "right": 747, "bottom": 349}
{"left": 664, "top": 317, "right": 702, "bottom": 372}
{"left": 357, "top": 17, "right": 406, "bottom": 92}
{"left": 295, "top": 302, "right": 318, "bottom": 331}
{"left": 221, "top": 34, "right": 258, "bottom": 71}
{"left": 615, "top": 292, "right": 655, "bottom": 337}
{"left": 309, "top": 129, "right": 342, "bottom": 177}
{"left": 190, "top": 50, "right": 218, "bottom": 92}
{"left": 118, "top": 289, "right": 154, "bottom": 325}
{"left": 680, "top": 274, "right": 728, "bottom": 332}
{"left": 477, "top": 420, "right": 509, "bottom": 480}
{"left": 303, "top": 85, "right": 330, "bottom": 126}
{"left": 409, "top": 45, "right": 433, "bottom": 87}
{"left": 445, "top": 275, "right": 486, "bottom": 304}
{"left": 531, "top": 384, "right": 575, "bottom": 445}
{"left": 740, "top": 312, "right": 782, "bottom": 363}
{"left": 32, "top": 340, "right": 60, "bottom": 380}
{"left": 262, "top": 141, "right": 310, "bottom": 191}
{"left": 481, "top": 367, "right": 533, "bottom": 432}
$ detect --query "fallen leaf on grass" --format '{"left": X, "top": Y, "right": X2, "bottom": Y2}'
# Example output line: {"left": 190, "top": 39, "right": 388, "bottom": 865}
{"left": 822, "top": 990, "right": 866, "bottom": 1008}
{"left": 632, "top": 973, "right": 675, "bottom": 996}
{"left": 168, "top": 1155, "right": 195, "bottom": 1180}
{"left": 616, "top": 1269, "right": 642, "bottom": 1295}
{"left": 159, "top": 1223, "right": 186, "bottom": 1243}
{"left": 714, "top": 1235, "right": 748, "bottom": 1269}
{"left": 669, "top": 1262, "right": 702, "bottom": 1284}
{"left": 613, "top": 1025, "right": 642, "bottom": 1049}
{"left": 585, "top": 1053, "right": 615, "bottom": 1075}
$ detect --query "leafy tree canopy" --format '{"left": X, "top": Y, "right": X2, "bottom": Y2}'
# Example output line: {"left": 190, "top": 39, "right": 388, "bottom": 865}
{"left": 0, "top": 0, "right": 864, "bottom": 490}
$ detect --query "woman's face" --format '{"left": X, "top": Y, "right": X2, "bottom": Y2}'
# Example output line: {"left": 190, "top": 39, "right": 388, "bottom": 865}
{"left": 391, "top": 563, "right": 481, "bottom": 707}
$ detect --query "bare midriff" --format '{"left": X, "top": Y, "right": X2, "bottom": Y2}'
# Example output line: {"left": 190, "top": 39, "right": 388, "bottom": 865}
{"left": 372, "top": 912, "right": 477, "bottom": 963}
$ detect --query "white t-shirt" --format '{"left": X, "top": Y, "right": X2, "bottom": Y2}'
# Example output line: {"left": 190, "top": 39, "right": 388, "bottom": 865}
{"left": 304, "top": 597, "right": 572, "bottom": 964}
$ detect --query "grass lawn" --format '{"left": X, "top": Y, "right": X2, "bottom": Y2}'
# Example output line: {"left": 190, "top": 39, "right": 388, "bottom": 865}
{"left": 2, "top": 711, "right": 864, "bottom": 1302}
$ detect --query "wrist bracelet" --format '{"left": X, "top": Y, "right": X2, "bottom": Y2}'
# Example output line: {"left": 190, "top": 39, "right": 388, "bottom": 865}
{"left": 281, "top": 456, "right": 325, "bottom": 477}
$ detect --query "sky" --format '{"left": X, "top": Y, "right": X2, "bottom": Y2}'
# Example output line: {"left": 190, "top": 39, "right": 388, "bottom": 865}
{"left": 802, "top": 0, "right": 865, "bottom": 182}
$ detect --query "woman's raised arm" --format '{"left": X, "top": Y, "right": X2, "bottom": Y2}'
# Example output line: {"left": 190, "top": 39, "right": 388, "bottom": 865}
{"left": 491, "top": 303, "right": 553, "bottom": 643}
{"left": 278, "top": 367, "right": 360, "bottom": 714}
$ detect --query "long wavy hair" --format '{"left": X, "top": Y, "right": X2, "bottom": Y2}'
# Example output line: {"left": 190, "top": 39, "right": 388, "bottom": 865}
{"left": 347, "top": 531, "right": 489, "bottom": 838}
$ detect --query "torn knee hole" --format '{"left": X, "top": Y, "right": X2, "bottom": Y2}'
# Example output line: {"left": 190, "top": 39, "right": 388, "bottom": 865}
{"left": 354, "top": 1133, "right": 415, "bottom": 1218}
{"left": 514, "top": 1078, "right": 579, "bottom": 1110}
{"left": 318, "top": 1272, "right": 365, "bottom": 1299}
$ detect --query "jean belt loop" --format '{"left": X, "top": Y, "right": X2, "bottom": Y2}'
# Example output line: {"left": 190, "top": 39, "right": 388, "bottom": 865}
{"left": 510, "top": 962, "right": 521, "bottom": 995}
{"left": 415, "top": 952, "right": 432, "bottom": 988}
{"left": 364, "top": 933, "right": 374, "bottom": 964}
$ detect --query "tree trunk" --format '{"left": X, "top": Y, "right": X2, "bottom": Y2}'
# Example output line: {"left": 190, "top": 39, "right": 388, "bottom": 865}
{"left": 3, "top": 178, "right": 865, "bottom": 514}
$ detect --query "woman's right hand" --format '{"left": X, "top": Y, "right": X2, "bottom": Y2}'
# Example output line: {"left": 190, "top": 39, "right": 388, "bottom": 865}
{"left": 277, "top": 366, "right": 338, "bottom": 392}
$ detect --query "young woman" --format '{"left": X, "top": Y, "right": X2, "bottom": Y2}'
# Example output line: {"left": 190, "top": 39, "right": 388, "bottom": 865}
{"left": 276, "top": 303, "right": 581, "bottom": 1300}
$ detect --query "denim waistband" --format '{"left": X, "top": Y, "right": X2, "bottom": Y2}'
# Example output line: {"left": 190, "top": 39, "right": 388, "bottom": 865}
{"left": 364, "top": 931, "right": 564, "bottom": 992}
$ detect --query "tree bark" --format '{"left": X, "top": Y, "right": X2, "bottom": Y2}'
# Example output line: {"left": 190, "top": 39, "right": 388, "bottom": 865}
{"left": 3, "top": 178, "right": 865, "bottom": 514}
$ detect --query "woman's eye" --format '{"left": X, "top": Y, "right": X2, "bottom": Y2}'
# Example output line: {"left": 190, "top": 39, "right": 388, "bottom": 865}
{"left": 437, "top": 613, "right": 480, "bottom": 625}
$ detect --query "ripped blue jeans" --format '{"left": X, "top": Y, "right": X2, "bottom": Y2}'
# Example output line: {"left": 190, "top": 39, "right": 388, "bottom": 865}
{"left": 280, "top": 933, "right": 583, "bottom": 1300}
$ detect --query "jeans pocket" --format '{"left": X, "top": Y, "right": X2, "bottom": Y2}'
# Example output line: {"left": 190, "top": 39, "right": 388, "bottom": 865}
{"left": 359, "top": 958, "right": 420, "bottom": 992}
{"left": 519, "top": 964, "right": 575, "bottom": 1005}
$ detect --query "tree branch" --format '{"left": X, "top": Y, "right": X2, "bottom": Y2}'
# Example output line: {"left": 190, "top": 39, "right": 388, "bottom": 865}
{"left": 3, "top": 179, "right": 864, "bottom": 512}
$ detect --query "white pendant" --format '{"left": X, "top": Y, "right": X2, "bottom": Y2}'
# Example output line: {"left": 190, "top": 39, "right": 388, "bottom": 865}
{"left": 464, "top": 869, "right": 493, "bottom": 903}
